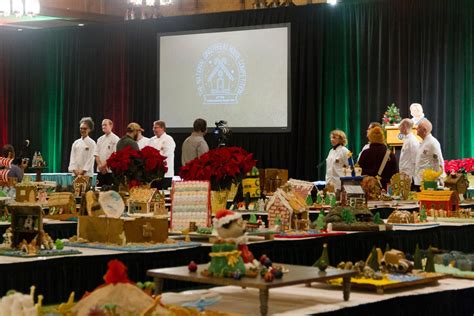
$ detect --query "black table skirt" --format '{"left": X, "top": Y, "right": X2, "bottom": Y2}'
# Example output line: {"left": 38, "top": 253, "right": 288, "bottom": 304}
{"left": 0, "top": 224, "right": 473, "bottom": 305}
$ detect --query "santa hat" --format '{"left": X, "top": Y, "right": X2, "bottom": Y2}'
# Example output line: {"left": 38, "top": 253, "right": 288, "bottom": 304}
{"left": 213, "top": 209, "right": 242, "bottom": 229}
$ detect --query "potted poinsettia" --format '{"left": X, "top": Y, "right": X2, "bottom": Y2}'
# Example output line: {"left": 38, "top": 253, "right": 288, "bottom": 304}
{"left": 179, "top": 146, "right": 257, "bottom": 214}
{"left": 107, "top": 146, "right": 168, "bottom": 189}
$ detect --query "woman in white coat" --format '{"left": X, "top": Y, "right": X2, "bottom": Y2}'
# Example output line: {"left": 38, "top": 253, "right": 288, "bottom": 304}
{"left": 325, "top": 130, "right": 350, "bottom": 190}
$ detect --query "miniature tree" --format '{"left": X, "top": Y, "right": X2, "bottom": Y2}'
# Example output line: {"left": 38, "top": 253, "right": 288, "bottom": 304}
{"left": 315, "top": 211, "right": 326, "bottom": 230}
{"left": 373, "top": 212, "right": 383, "bottom": 224}
{"left": 313, "top": 243, "right": 330, "bottom": 267}
{"left": 424, "top": 246, "right": 436, "bottom": 272}
{"left": 274, "top": 216, "right": 282, "bottom": 230}
{"left": 413, "top": 244, "right": 423, "bottom": 270}
{"left": 249, "top": 213, "right": 257, "bottom": 224}
{"left": 419, "top": 207, "right": 427, "bottom": 222}
{"left": 381, "top": 103, "right": 401, "bottom": 127}
{"left": 324, "top": 194, "right": 331, "bottom": 206}
{"left": 306, "top": 194, "right": 313, "bottom": 206}
{"left": 316, "top": 192, "right": 323, "bottom": 205}
{"left": 367, "top": 246, "right": 380, "bottom": 271}
{"left": 341, "top": 208, "right": 356, "bottom": 224}
{"left": 329, "top": 193, "right": 337, "bottom": 207}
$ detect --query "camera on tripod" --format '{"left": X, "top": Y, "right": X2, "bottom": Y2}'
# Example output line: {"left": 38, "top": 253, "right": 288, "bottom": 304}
{"left": 213, "top": 120, "right": 231, "bottom": 147}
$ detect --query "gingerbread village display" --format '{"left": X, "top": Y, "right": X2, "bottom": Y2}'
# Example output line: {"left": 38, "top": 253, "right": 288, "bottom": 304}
{"left": 0, "top": 204, "right": 76, "bottom": 257}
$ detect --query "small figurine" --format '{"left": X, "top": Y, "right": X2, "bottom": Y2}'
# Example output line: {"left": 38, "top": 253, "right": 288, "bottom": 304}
{"left": 1, "top": 227, "right": 13, "bottom": 248}
{"left": 263, "top": 271, "right": 274, "bottom": 282}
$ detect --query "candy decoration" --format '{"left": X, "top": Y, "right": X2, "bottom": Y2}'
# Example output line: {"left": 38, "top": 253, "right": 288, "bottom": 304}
{"left": 188, "top": 261, "right": 198, "bottom": 272}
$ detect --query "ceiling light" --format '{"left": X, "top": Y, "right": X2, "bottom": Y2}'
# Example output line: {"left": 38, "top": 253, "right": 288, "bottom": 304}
{"left": 327, "top": 0, "right": 337, "bottom": 5}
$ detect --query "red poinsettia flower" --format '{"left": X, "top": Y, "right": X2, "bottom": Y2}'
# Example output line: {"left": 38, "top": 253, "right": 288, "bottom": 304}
{"left": 179, "top": 146, "right": 257, "bottom": 190}
{"left": 107, "top": 146, "right": 167, "bottom": 188}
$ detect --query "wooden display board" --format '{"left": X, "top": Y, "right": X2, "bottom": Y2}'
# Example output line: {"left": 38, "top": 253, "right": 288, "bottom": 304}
{"left": 385, "top": 126, "right": 421, "bottom": 147}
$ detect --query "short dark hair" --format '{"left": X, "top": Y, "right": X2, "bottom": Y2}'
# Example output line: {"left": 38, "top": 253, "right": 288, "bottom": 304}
{"left": 1, "top": 144, "right": 15, "bottom": 158}
{"left": 193, "top": 118, "right": 207, "bottom": 132}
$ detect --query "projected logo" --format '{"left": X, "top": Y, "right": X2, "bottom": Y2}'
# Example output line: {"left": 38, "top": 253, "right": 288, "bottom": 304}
{"left": 196, "top": 43, "right": 246, "bottom": 105}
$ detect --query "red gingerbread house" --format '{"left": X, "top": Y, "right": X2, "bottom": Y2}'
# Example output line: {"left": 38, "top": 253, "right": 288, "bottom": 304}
{"left": 417, "top": 190, "right": 459, "bottom": 217}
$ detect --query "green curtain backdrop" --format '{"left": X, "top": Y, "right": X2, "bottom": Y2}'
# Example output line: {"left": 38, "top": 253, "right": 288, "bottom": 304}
{"left": 0, "top": 0, "right": 472, "bottom": 180}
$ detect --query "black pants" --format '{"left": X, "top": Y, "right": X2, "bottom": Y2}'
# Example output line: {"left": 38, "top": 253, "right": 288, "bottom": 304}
{"left": 96, "top": 173, "right": 114, "bottom": 187}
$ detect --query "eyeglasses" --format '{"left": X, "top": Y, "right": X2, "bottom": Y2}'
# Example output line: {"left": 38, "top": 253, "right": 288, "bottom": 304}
{"left": 80, "top": 127, "right": 89, "bottom": 130}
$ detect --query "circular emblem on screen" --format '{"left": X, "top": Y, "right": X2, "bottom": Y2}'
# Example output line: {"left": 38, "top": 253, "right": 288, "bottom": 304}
{"left": 196, "top": 43, "right": 246, "bottom": 105}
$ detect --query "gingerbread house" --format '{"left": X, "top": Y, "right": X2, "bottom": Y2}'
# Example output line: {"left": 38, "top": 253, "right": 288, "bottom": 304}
{"left": 390, "top": 173, "right": 412, "bottom": 200}
{"left": 7, "top": 204, "right": 43, "bottom": 247}
{"left": 342, "top": 185, "right": 366, "bottom": 208}
{"left": 266, "top": 189, "right": 293, "bottom": 231}
{"left": 72, "top": 176, "right": 89, "bottom": 198}
{"left": 444, "top": 174, "right": 469, "bottom": 197}
{"left": 417, "top": 190, "right": 459, "bottom": 217}
{"left": 128, "top": 187, "right": 165, "bottom": 214}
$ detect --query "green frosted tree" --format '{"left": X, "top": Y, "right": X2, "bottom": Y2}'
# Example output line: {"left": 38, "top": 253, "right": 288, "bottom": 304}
{"left": 424, "top": 246, "right": 436, "bottom": 272}
{"left": 316, "top": 192, "right": 323, "bottom": 204}
{"left": 306, "top": 194, "right": 313, "bottom": 206}
{"left": 315, "top": 211, "right": 326, "bottom": 230}
{"left": 329, "top": 193, "right": 337, "bottom": 207}
{"left": 324, "top": 194, "right": 331, "bottom": 206}
{"left": 341, "top": 208, "right": 356, "bottom": 224}
{"left": 420, "top": 207, "right": 427, "bottom": 222}
{"left": 373, "top": 212, "right": 383, "bottom": 224}
{"left": 367, "top": 246, "right": 380, "bottom": 271}
{"left": 249, "top": 213, "right": 257, "bottom": 224}
{"left": 413, "top": 244, "right": 423, "bottom": 270}
{"left": 313, "top": 243, "right": 330, "bottom": 267}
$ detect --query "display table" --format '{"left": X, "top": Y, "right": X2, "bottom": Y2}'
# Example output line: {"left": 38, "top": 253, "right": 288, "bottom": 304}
{"left": 0, "top": 224, "right": 473, "bottom": 304}
{"left": 159, "top": 278, "right": 474, "bottom": 315}
{"left": 148, "top": 264, "right": 357, "bottom": 316}
{"left": 24, "top": 173, "right": 97, "bottom": 188}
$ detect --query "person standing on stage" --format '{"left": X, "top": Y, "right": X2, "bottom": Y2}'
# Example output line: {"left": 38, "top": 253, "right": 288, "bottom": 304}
{"left": 116, "top": 122, "right": 141, "bottom": 151}
{"left": 325, "top": 129, "right": 350, "bottom": 191}
{"left": 358, "top": 126, "right": 398, "bottom": 189}
{"left": 68, "top": 117, "right": 97, "bottom": 178}
{"left": 148, "top": 120, "right": 176, "bottom": 188}
{"left": 94, "top": 119, "right": 119, "bottom": 187}
{"left": 357, "top": 122, "right": 382, "bottom": 162}
{"left": 398, "top": 118, "right": 419, "bottom": 181}
{"left": 414, "top": 119, "right": 445, "bottom": 189}
{"left": 181, "top": 118, "right": 209, "bottom": 165}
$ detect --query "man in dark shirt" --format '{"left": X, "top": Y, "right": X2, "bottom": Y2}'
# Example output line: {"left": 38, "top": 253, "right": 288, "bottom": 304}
{"left": 116, "top": 122, "right": 141, "bottom": 151}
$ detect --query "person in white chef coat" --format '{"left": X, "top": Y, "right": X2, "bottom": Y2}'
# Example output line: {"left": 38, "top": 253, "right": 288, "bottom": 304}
{"left": 398, "top": 118, "right": 420, "bottom": 182}
{"left": 94, "top": 119, "right": 120, "bottom": 187}
{"left": 325, "top": 129, "right": 350, "bottom": 191}
{"left": 414, "top": 119, "right": 445, "bottom": 190}
{"left": 68, "top": 117, "right": 97, "bottom": 180}
{"left": 148, "top": 120, "right": 176, "bottom": 189}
